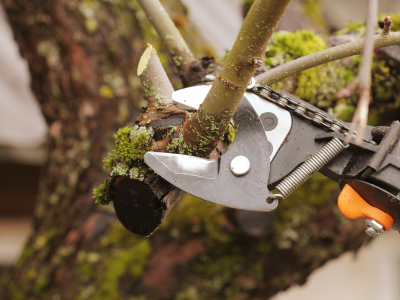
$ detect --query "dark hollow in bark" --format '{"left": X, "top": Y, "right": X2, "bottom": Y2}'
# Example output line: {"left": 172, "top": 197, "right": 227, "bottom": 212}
{"left": 150, "top": 113, "right": 186, "bottom": 141}
{"left": 181, "top": 57, "right": 219, "bottom": 87}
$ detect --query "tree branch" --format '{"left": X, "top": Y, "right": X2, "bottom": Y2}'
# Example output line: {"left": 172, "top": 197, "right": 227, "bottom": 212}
{"left": 348, "top": 0, "right": 378, "bottom": 144}
{"left": 137, "top": 0, "right": 195, "bottom": 73}
{"left": 180, "top": 0, "right": 292, "bottom": 157}
{"left": 256, "top": 31, "right": 400, "bottom": 86}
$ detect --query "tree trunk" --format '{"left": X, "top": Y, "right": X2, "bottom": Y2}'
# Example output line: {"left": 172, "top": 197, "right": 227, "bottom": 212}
{"left": 0, "top": 0, "right": 200, "bottom": 299}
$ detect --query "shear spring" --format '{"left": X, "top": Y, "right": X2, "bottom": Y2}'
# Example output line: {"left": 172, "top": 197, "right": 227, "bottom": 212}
{"left": 276, "top": 138, "right": 347, "bottom": 199}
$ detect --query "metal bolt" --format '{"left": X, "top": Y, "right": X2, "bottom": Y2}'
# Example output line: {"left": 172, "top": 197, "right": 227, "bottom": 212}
{"left": 364, "top": 218, "right": 384, "bottom": 237}
{"left": 230, "top": 155, "right": 251, "bottom": 176}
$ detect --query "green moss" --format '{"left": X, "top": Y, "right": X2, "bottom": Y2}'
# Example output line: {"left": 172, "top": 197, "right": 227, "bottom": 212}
{"left": 93, "top": 178, "right": 113, "bottom": 205}
{"left": 336, "top": 21, "right": 365, "bottom": 35}
{"left": 266, "top": 30, "right": 326, "bottom": 62}
{"left": 93, "top": 125, "right": 153, "bottom": 205}
{"left": 265, "top": 29, "right": 400, "bottom": 117}
{"left": 113, "top": 125, "right": 154, "bottom": 165}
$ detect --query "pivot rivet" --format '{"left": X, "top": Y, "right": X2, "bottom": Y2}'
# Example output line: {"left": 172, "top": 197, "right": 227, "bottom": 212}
{"left": 230, "top": 156, "right": 251, "bottom": 176}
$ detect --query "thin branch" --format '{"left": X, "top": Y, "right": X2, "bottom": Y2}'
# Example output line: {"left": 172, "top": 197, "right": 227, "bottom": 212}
{"left": 180, "top": 0, "right": 292, "bottom": 157}
{"left": 345, "top": 0, "right": 378, "bottom": 144}
{"left": 256, "top": 31, "right": 400, "bottom": 86}
{"left": 137, "top": 0, "right": 195, "bottom": 73}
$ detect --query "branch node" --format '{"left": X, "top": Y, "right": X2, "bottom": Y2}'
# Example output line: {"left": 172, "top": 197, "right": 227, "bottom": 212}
{"left": 252, "top": 58, "right": 263, "bottom": 68}
{"left": 382, "top": 16, "right": 392, "bottom": 36}
{"left": 217, "top": 75, "right": 240, "bottom": 90}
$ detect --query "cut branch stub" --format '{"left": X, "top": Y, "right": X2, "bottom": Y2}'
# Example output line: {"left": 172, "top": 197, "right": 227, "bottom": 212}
{"left": 180, "top": 0, "right": 291, "bottom": 157}
{"left": 136, "top": 44, "right": 187, "bottom": 133}
{"left": 138, "top": 44, "right": 174, "bottom": 106}
{"left": 137, "top": 0, "right": 195, "bottom": 73}
{"left": 113, "top": 175, "right": 183, "bottom": 236}
{"left": 112, "top": 45, "right": 188, "bottom": 236}
{"left": 180, "top": 56, "right": 219, "bottom": 87}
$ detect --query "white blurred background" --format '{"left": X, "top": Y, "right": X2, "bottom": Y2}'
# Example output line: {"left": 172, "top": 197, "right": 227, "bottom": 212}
{"left": 1, "top": 0, "right": 400, "bottom": 299}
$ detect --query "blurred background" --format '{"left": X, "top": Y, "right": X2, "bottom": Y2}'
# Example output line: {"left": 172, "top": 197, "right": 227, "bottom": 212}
{"left": 1, "top": 0, "right": 400, "bottom": 299}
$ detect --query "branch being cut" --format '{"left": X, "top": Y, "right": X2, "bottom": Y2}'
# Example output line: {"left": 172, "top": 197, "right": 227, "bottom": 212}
{"left": 180, "top": 0, "right": 292, "bottom": 157}
{"left": 137, "top": 0, "right": 195, "bottom": 73}
{"left": 256, "top": 31, "right": 400, "bottom": 86}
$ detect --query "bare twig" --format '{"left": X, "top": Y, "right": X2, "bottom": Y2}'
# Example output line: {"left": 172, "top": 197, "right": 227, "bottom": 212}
{"left": 345, "top": 0, "right": 378, "bottom": 144}
{"left": 382, "top": 16, "right": 392, "bottom": 36}
{"left": 256, "top": 31, "right": 400, "bottom": 86}
{"left": 137, "top": 0, "right": 195, "bottom": 73}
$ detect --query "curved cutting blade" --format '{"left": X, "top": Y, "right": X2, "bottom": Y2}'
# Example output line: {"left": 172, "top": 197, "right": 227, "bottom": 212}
{"left": 145, "top": 95, "right": 278, "bottom": 211}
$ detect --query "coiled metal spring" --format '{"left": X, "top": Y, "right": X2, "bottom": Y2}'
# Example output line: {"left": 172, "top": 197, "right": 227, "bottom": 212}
{"left": 276, "top": 138, "right": 347, "bottom": 199}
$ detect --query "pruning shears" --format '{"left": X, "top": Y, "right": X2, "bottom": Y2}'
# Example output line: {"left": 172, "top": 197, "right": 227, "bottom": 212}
{"left": 144, "top": 78, "right": 400, "bottom": 237}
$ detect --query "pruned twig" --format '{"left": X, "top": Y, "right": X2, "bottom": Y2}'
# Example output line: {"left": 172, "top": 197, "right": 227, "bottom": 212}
{"left": 256, "top": 31, "right": 400, "bottom": 86}
{"left": 137, "top": 0, "right": 195, "bottom": 73}
{"left": 137, "top": 44, "right": 188, "bottom": 150}
{"left": 138, "top": 44, "right": 174, "bottom": 106}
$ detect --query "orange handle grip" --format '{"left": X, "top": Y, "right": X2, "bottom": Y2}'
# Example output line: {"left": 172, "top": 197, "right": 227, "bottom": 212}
{"left": 338, "top": 184, "right": 394, "bottom": 231}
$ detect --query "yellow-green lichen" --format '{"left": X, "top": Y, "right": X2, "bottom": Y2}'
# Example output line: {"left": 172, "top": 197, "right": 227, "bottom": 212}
{"left": 224, "top": 123, "right": 236, "bottom": 148}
